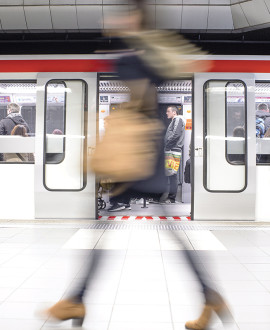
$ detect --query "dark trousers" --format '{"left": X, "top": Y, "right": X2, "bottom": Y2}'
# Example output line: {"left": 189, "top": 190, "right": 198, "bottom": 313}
{"left": 168, "top": 174, "right": 178, "bottom": 202}
{"left": 110, "top": 194, "right": 130, "bottom": 206}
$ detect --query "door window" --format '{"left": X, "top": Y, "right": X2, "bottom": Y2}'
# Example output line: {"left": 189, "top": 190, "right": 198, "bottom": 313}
{"left": 44, "top": 80, "right": 88, "bottom": 191}
{"left": 204, "top": 80, "right": 247, "bottom": 192}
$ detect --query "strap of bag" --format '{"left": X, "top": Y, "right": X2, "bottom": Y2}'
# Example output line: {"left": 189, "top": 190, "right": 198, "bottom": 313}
{"left": 16, "top": 153, "right": 26, "bottom": 162}
{"left": 8, "top": 117, "right": 18, "bottom": 126}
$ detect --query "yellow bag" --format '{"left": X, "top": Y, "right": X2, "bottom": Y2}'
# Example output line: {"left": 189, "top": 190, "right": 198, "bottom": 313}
{"left": 165, "top": 151, "right": 181, "bottom": 176}
{"left": 90, "top": 108, "right": 163, "bottom": 182}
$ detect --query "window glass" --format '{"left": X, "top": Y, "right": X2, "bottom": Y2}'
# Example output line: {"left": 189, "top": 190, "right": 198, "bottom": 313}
{"left": 0, "top": 82, "right": 36, "bottom": 163}
{"left": 45, "top": 82, "right": 66, "bottom": 164}
{"left": 44, "top": 80, "right": 87, "bottom": 191}
{"left": 255, "top": 82, "right": 270, "bottom": 164}
{"left": 204, "top": 80, "right": 246, "bottom": 192}
{"left": 226, "top": 82, "right": 246, "bottom": 165}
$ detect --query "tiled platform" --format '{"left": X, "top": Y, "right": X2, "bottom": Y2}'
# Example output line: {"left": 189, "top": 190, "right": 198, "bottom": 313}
{"left": 0, "top": 220, "right": 269, "bottom": 329}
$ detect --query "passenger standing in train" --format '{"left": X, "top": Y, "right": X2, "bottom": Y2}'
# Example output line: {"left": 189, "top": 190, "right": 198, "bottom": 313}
{"left": 256, "top": 103, "right": 270, "bottom": 133}
{"left": 161, "top": 105, "right": 185, "bottom": 204}
{"left": 0, "top": 103, "right": 30, "bottom": 161}
{"left": 43, "top": 2, "right": 231, "bottom": 329}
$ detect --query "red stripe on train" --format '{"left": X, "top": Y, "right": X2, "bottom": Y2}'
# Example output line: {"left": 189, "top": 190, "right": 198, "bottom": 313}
{"left": 208, "top": 60, "right": 270, "bottom": 73}
{"left": 0, "top": 59, "right": 270, "bottom": 73}
{"left": 0, "top": 59, "right": 115, "bottom": 73}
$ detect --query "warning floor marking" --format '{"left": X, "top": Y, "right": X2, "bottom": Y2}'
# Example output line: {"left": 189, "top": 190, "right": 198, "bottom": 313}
{"left": 98, "top": 216, "right": 191, "bottom": 221}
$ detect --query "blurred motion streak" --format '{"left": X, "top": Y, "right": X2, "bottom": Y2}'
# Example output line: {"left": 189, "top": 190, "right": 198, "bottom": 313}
{"left": 41, "top": 1, "right": 235, "bottom": 330}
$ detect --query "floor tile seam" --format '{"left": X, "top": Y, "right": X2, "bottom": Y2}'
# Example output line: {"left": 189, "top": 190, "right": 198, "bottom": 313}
{"left": 259, "top": 249, "right": 270, "bottom": 258}
{"left": 107, "top": 229, "right": 135, "bottom": 330}
{"left": 40, "top": 319, "right": 48, "bottom": 329}
{"left": 56, "top": 227, "right": 109, "bottom": 303}
{"left": 0, "top": 244, "right": 54, "bottom": 266}
{"left": 1, "top": 251, "right": 58, "bottom": 305}
{"left": 238, "top": 230, "right": 268, "bottom": 251}
{"left": 2, "top": 227, "right": 35, "bottom": 243}
{"left": 0, "top": 240, "right": 41, "bottom": 268}
{"left": 3, "top": 244, "right": 74, "bottom": 303}
{"left": 157, "top": 229, "right": 176, "bottom": 328}
{"left": 239, "top": 258, "right": 267, "bottom": 284}
{"left": 255, "top": 279, "right": 270, "bottom": 294}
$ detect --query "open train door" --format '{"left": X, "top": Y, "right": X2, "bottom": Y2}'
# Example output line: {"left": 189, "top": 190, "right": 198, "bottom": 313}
{"left": 193, "top": 73, "right": 256, "bottom": 220}
{"left": 35, "top": 73, "right": 97, "bottom": 219}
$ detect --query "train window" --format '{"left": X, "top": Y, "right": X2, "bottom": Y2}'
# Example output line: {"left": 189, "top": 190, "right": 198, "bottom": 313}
{"left": 0, "top": 82, "right": 36, "bottom": 164}
{"left": 204, "top": 80, "right": 247, "bottom": 192}
{"left": 44, "top": 81, "right": 66, "bottom": 164}
{"left": 44, "top": 80, "right": 87, "bottom": 191}
{"left": 226, "top": 82, "right": 246, "bottom": 165}
{"left": 255, "top": 82, "right": 270, "bottom": 165}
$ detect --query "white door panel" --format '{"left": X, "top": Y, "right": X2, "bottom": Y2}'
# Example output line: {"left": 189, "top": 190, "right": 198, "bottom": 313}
{"left": 35, "top": 73, "right": 96, "bottom": 219}
{"left": 194, "top": 73, "right": 255, "bottom": 220}
{"left": 254, "top": 73, "right": 270, "bottom": 221}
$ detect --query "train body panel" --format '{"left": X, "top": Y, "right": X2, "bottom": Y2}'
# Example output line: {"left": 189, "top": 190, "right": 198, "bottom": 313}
{"left": 0, "top": 55, "right": 269, "bottom": 220}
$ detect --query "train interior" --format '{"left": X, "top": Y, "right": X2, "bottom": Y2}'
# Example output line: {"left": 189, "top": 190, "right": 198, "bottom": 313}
{"left": 98, "top": 79, "right": 192, "bottom": 217}
{"left": 0, "top": 81, "right": 66, "bottom": 162}
{"left": 1, "top": 79, "right": 270, "bottom": 220}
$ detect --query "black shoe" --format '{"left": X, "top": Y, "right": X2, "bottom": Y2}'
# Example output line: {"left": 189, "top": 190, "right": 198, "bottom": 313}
{"left": 149, "top": 199, "right": 160, "bottom": 204}
{"left": 165, "top": 200, "right": 180, "bottom": 204}
{"left": 108, "top": 204, "right": 125, "bottom": 212}
{"left": 124, "top": 204, "right": 131, "bottom": 210}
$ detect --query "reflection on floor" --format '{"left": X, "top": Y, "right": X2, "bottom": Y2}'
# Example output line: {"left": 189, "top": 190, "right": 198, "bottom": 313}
{"left": 0, "top": 220, "right": 269, "bottom": 329}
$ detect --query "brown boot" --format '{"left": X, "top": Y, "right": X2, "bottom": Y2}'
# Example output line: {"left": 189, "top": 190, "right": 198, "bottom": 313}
{"left": 185, "top": 305, "right": 212, "bottom": 330}
{"left": 46, "top": 299, "right": 85, "bottom": 327}
{"left": 185, "top": 301, "right": 231, "bottom": 330}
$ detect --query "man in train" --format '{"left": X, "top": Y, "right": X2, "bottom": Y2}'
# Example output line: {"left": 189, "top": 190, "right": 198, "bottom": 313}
{"left": 256, "top": 103, "right": 270, "bottom": 134}
{"left": 0, "top": 103, "right": 29, "bottom": 136}
{"left": 0, "top": 103, "right": 30, "bottom": 161}
{"left": 161, "top": 105, "right": 185, "bottom": 204}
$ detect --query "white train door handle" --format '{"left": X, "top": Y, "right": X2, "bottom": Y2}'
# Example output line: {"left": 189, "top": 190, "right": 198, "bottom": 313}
{"left": 195, "top": 147, "right": 203, "bottom": 157}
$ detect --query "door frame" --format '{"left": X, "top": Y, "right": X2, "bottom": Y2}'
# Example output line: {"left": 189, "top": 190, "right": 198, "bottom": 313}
{"left": 193, "top": 72, "right": 256, "bottom": 221}
{"left": 35, "top": 72, "right": 97, "bottom": 219}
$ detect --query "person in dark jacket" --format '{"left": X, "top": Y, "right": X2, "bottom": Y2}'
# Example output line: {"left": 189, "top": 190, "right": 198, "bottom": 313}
{"left": 0, "top": 103, "right": 29, "bottom": 135}
{"left": 162, "top": 105, "right": 186, "bottom": 203}
{"left": 256, "top": 103, "right": 270, "bottom": 133}
{"left": 0, "top": 103, "right": 30, "bottom": 161}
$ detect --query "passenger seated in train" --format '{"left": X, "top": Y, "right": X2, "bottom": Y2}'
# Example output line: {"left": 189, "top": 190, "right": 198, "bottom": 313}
{"left": 45, "top": 129, "right": 64, "bottom": 164}
{"left": 4, "top": 125, "right": 34, "bottom": 162}
{"left": 228, "top": 126, "right": 245, "bottom": 164}
{"left": 0, "top": 103, "right": 30, "bottom": 161}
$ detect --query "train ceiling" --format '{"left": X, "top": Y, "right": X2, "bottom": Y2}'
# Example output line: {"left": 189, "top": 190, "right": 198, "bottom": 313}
{"left": 0, "top": 0, "right": 268, "bottom": 33}
{"left": 99, "top": 80, "right": 270, "bottom": 95}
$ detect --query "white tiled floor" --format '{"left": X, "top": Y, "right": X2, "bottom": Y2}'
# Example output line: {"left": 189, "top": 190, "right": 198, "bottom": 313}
{"left": 0, "top": 221, "right": 270, "bottom": 329}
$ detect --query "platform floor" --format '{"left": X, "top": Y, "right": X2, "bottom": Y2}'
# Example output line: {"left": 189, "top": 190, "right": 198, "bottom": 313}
{"left": 0, "top": 220, "right": 269, "bottom": 329}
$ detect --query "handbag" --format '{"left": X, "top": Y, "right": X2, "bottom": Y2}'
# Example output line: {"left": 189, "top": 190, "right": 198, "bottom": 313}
{"left": 90, "top": 102, "right": 163, "bottom": 183}
{"left": 165, "top": 150, "right": 181, "bottom": 176}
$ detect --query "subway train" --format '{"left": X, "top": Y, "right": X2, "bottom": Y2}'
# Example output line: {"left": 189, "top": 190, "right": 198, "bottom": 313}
{"left": 0, "top": 54, "right": 270, "bottom": 221}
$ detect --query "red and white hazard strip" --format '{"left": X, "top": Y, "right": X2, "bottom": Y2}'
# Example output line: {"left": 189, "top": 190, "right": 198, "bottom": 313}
{"left": 98, "top": 216, "right": 191, "bottom": 221}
